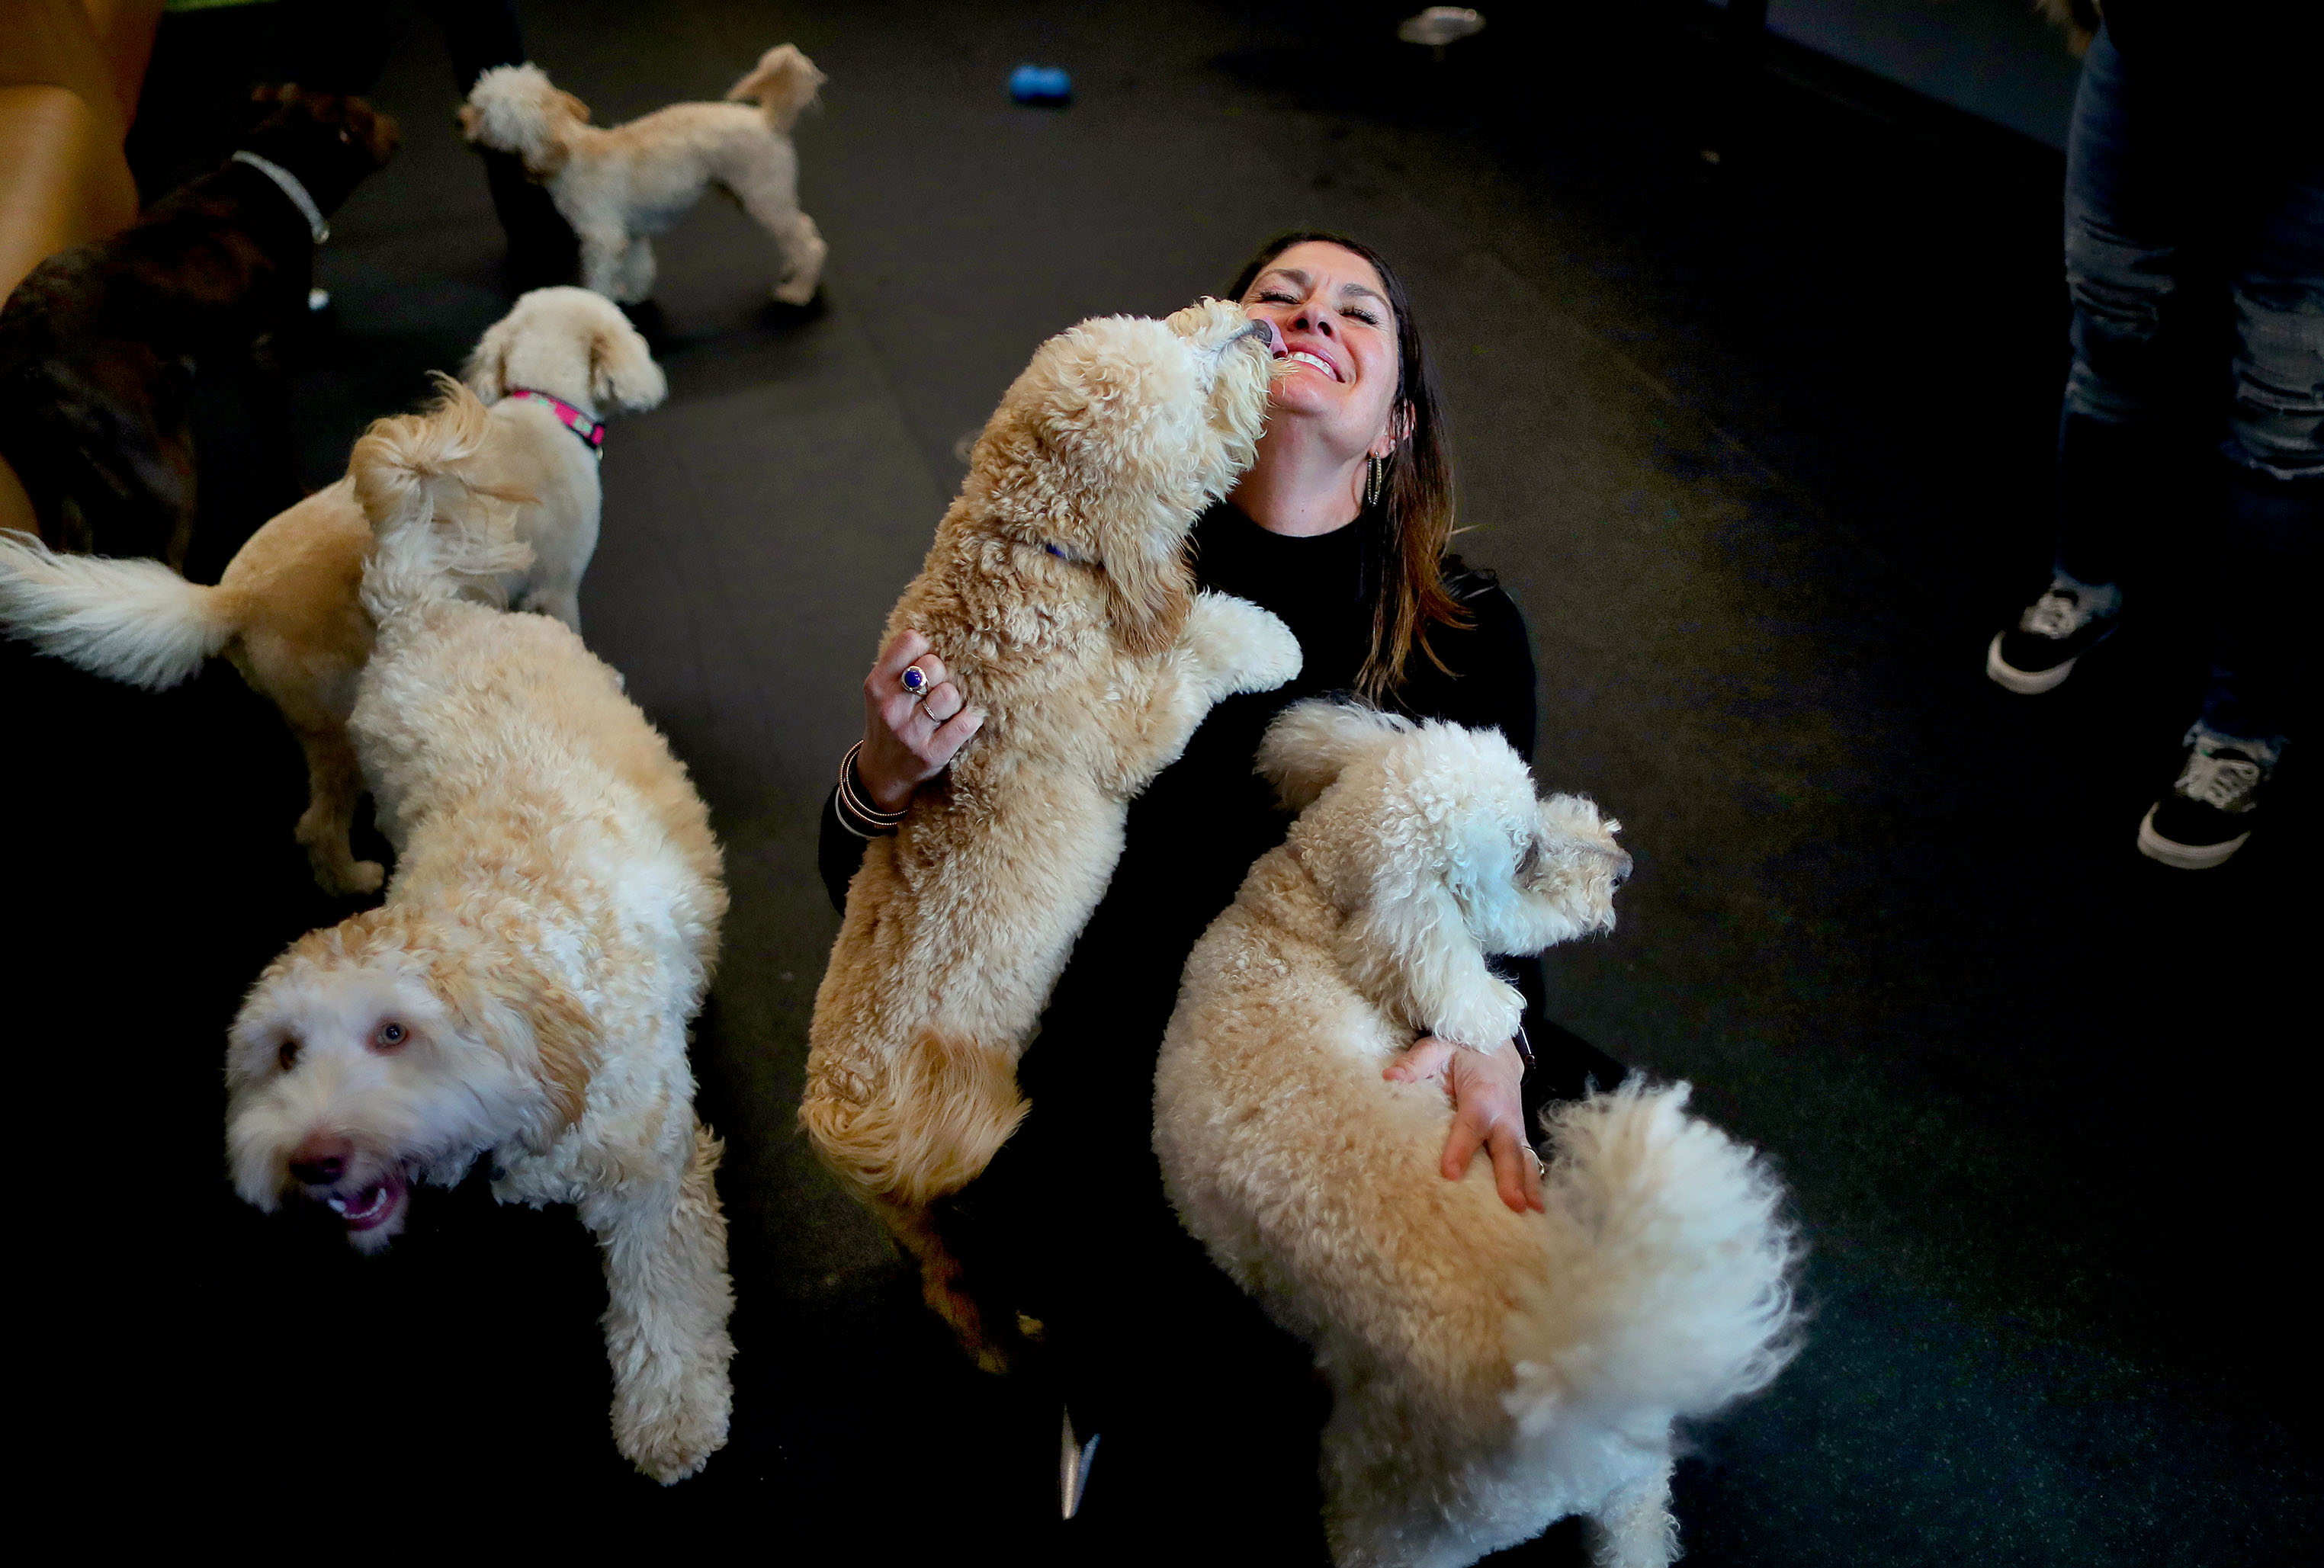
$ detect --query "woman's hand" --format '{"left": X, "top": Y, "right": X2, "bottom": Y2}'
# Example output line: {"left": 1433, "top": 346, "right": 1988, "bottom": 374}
{"left": 1385, "top": 1035, "right": 1543, "bottom": 1214}
{"left": 857, "top": 629, "right": 982, "bottom": 813}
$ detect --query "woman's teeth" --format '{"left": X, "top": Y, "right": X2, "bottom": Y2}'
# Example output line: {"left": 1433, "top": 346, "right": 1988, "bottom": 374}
{"left": 1286, "top": 351, "right": 1337, "bottom": 380}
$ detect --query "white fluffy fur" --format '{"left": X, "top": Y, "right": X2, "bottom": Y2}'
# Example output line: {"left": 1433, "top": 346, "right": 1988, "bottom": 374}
{"left": 1155, "top": 702, "right": 1801, "bottom": 1566}
{"left": 0, "top": 287, "right": 662, "bottom": 894}
{"left": 462, "top": 46, "right": 828, "bottom": 306}
{"left": 224, "top": 444, "right": 733, "bottom": 1483}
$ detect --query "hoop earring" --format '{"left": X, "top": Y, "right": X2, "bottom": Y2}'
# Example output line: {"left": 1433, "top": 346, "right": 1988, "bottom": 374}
{"left": 1365, "top": 454, "right": 1386, "bottom": 509}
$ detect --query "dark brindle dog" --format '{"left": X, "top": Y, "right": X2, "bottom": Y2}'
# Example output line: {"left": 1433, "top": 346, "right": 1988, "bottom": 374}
{"left": 0, "top": 88, "right": 400, "bottom": 567}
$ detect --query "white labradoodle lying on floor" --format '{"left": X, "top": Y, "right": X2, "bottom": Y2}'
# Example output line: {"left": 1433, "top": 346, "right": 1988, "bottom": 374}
{"left": 0, "top": 286, "right": 663, "bottom": 896}
{"left": 223, "top": 409, "right": 733, "bottom": 1483}
{"left": 1155, "top": 701, "right": 1801, "bottom": 1567}
{"left": 461, "top": 44, "right": 828, "bottom": 306}
{"left": 802, "top": 298, "right": 1300, "bottom": 1367}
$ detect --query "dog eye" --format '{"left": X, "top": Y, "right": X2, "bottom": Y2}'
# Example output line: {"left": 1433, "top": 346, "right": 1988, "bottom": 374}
{"left": 1515, "top": 840, "right": 1541, "bottom": 878}
{"left": 373, "top": 1021, "right": 408, "bottom": 1050}
{"left": 278, "top": 1038, "right": 300, "bottom": 1072}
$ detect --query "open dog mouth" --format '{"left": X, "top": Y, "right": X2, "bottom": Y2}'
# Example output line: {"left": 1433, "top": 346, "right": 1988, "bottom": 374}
{"left": 316, "top": 1169, "right": 409, "bottom": 1233}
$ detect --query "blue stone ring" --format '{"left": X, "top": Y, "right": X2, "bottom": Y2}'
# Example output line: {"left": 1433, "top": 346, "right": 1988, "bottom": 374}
{"left": 900, "top": 665, "right": 929, "bottom": 697}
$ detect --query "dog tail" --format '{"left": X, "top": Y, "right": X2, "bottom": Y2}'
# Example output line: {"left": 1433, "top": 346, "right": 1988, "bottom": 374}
{"left": 352, "top": 374, "right": 533, "bottom": 623}
{"left": 1257, "top": 697, "right": 1417, "bottom": 812}
{"left": 1505, "top": 1080, "right": 1802, "bottom": 1448}
{"left": 725, "top": 43, "right": 825, "bottom": 133}
{"left": 800, "top": 1028, "right": 1028, "bottom": 1209}
{"left": 0, "top": 531, "right": 239, "bottom": 689}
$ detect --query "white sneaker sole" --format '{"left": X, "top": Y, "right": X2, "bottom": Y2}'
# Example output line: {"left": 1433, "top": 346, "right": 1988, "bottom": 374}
{"left": 2136, "top": 806, "right": 2249, "bottom": 870}
{"left": 1986, "top": 632, "right": 2078, "bottom": 694}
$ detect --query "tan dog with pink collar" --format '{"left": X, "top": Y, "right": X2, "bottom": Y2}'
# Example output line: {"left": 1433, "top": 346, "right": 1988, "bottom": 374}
{"left": 0, "top": 287, "right": 663, "bottom": 894}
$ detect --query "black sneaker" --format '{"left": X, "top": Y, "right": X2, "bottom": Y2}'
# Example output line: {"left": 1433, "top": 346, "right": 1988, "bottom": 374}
{"left": 1986, "top": 582, "right": 2119, "bottom": 694}
{"left": 2137, "top": 735, "right": 2272, "bottom": 870}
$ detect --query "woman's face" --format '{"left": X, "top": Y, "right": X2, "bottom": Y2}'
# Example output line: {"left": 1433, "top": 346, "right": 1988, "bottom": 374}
{"left": 1239, "top": 241, "right": 1404, "bottom": 461}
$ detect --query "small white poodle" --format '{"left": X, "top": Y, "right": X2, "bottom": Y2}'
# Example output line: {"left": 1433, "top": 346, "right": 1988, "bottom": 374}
{"left": 223, "top": 413, "right": 733, "bottom": 1483}
{"left": 0, "top": 286, "right": 663, "bottom": 895}
{"left": 1154, "top": 701, "right": 1801, "bottom": 1567}
{"left": 461, "top": 45, "right": 828, "bottom": 306}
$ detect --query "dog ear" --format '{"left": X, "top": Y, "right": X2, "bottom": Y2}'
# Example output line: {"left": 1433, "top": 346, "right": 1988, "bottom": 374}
{"left": 589, "top": 310, "right": 668, "bottom": 413}
{"left": 1311, "top": 729, "right": 1526, "bottom": 1046}
{"left": 1101, "top": 530, "right": 1194, "bottom": 661}
{"left": 1338, "top": 877, "right": 1523, "bottom": 1049}
{"left": 463, "top": 313, "right": 515, "bottom": 401}
{"left": 554, "top": 88, "right": 592, "bottom": 124}
{"left": 1260, "top": 700, "right": 1413, "bottom": 813}
{"left": 430, "top": 950, "right": 601, "bottom": 1140}
{"left": 521, "top": 976, "right": 600, "bottom": 1134}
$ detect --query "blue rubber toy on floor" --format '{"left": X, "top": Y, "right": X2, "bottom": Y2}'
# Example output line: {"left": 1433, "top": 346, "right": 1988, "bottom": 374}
{"left": 1010, "top": 64, "right": 1071, "bottom": 105}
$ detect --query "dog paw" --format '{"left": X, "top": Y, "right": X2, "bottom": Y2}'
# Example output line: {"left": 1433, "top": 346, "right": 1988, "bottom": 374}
{"left": 1429, "top": 979, "right": 1526, "bottom": 1053}
{"left": 771, "top": 276, "right": 819, "bottom": 307}
{"left": 1187, "top": 592, "right": 1302, "bottom": 694}
{"left": 614, "top": 1364, "right": 733, "bottom": 1485}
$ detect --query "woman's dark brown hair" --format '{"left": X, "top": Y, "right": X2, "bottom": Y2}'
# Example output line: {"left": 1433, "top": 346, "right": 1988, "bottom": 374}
{"left": 1228, "top": 231, "right": 1469, "bottom": 701}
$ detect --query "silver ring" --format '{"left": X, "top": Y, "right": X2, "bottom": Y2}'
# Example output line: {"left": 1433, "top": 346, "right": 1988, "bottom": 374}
{"left": 1527, "top": 1147, "right": 1546, "bottom": 1181}
{"left": 900, "top": 665, "right": 928, "bottom": 696}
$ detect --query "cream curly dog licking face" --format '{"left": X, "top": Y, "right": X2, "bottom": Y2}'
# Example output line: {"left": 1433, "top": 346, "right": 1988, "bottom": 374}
{"left": 1155, "top": 702, "right": 1801, "bottom": 1567}
{"left": 461, "top": 46, "right": 828, "bottom": 306}
{"left": 803, "top": 299, "right": 1302, "bottom": 1366}
{"left": 0, "top": 287, "right": 663, "bottom": 896}
{"left": 225, "top": 418, "right": 733, "bottom": 1484}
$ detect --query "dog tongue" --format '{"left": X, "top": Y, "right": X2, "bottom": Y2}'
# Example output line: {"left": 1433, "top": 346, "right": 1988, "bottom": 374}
{"left": 341, "top": 1175, "right": 403, "bottom": 1230}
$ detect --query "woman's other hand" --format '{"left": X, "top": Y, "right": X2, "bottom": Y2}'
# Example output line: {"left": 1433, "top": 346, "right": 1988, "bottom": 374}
{"left": 1385, "top": 1035, "right": 1543, "bottom": 1214}
{"left": 859, "top": 629, "right": 982, "bottom": 812}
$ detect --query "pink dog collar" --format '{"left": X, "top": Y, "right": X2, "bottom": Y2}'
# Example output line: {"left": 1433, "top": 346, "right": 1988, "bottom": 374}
{"left": 506, "top": 388, "right": 605, "bottom": 457}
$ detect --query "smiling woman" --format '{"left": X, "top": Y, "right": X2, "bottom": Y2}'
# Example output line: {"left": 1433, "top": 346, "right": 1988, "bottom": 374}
{"left": 816, "top": 231, "right": 1623, "bottom": 1554}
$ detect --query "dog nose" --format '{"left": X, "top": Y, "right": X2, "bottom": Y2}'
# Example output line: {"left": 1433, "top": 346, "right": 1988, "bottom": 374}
{"left": 288, "top": 1136, "right": 352, "bottom": 1187}
{"left": 1243, "top": 317, "right": 1284, "bottom": 354}
{"left": 1611, "top": 851, "right": 1635, "bottom": 887}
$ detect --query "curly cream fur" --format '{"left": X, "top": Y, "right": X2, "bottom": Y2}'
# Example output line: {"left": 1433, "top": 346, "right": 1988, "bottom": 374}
{"left": 224, "top": 464, "right": 733, "bottom": 1485}
{"left": 461, "top": 48, "right": 829, "bottom": 306}
{"left": 802, "top": 300, "right": 1301, "bottom": 1364}
{"left": 1155, "top": 702, "right": 1801, "bottom": 1566}
{"left": 0, "top": 287, "right": 660, "bottom": 895}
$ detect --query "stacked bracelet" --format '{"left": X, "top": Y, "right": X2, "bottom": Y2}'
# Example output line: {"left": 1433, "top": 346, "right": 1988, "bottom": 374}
{"left": 834, "top": 742, "right": 909, "bottom": 838}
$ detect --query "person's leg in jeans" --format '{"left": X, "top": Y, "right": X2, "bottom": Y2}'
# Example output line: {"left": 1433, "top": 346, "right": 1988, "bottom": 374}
{"left": 2139, "top": 153, "right": 2322, "bottom": 865}
{"left": 1990, "top": 23, "right": 2182, "bottom": 692}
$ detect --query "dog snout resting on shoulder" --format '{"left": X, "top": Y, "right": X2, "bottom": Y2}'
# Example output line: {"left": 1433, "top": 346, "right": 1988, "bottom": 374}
{"left": 225, "top": 410, "right": 733, "bottom": 1483}
{"left": 0, "top": 287, "right": 663, "bottom": 896}
{"left": 802, "top": 300, "right": 1302, "bottom": 1368}
{"left": 1154, "top": 701, "right": 1799, "bottom": 1567}
{"left": 461, "top": 44, "right": 829, "bottom": 306}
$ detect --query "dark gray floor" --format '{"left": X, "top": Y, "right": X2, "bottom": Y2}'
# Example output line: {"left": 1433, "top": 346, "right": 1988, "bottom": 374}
{"left": 9, "top": 0, "right": 2313, "bottom": 1557}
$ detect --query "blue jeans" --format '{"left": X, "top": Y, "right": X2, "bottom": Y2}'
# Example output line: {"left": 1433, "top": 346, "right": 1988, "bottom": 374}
{"left": 2053, "top": 23, "right": 2322, "bottom": 757}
